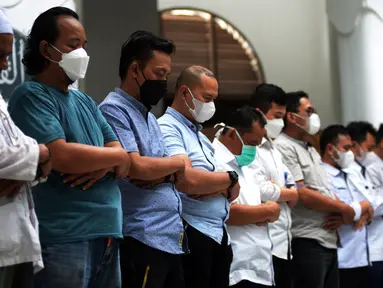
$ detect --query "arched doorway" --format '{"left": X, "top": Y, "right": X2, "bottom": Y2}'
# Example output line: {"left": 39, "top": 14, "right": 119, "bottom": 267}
{"left": 160, "top": 9, "right": 264, "bottom": 137}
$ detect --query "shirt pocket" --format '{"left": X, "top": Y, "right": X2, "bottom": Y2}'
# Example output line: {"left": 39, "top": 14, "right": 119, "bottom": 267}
{"left": 334, "top": 186, "right": 351, "bottom": 203}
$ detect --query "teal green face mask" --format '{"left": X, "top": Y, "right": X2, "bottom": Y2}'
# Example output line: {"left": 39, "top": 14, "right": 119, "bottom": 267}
{"left": 233, "top": 129, "right": 257, "bottom": 167}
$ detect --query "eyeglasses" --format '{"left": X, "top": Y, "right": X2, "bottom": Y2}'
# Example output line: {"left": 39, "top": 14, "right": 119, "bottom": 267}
{"left": 0, "top": 110, "right": 18, "bottom": 144}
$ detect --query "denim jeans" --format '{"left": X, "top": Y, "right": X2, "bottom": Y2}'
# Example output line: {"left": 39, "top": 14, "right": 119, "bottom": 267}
{"left": 34, "top": 237, "right": 120, "bottom": 288}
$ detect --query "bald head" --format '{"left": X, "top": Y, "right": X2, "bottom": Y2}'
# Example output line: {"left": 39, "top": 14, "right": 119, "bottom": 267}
{"left": 175, "top": 65, "right": 215, "bottom": 91}
{"left": 172, "top": 65, "right": 218, "bottom": 122}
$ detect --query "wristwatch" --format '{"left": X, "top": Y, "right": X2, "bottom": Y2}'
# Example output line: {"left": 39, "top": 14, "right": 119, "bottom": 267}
{"left": 227, "top": 171, "right": 239, "bottom": 189}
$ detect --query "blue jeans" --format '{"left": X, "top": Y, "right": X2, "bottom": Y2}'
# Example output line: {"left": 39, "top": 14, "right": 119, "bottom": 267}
{"left": 34, "top": 238, "right": 121, "bottom": 288}
{"left": 368, "top": 261, "right": 383, "bottom": 288}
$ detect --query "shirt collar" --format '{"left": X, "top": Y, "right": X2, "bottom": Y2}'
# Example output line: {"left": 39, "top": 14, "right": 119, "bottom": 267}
{"left": 280, "top": 133, "right": 309, "bottom": 148}
{"left": 212, "top": 138, "right": 236, "bottom": 165}
{"left": 322, "top": 162, "right": 342, "bottom": 177}
{"left": 115, "top": 88, "right": 148, "bottom": 117}
{"left": 260, "top": 136, "right": 273, "bottom": 149}
{"left": 165, "top": 107, "right": 203, "bottom": 131}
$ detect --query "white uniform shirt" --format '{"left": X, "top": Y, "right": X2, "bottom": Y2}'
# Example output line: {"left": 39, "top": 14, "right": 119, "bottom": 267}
{"left": 213, "top": 138, "right": 274, "bottom": 286}
{"left": 324, "top": 163, "right": 369, "bottom": 269}
{"left": 347, "top": 161, "right": 383, "bottom": 262}
{"left": 366, "top": 156, "right": 383, "bottom": 215}
{"left": 0, "top": 94, "right": 42, "bottom": 270}
{"left": 250, "top": 137, "right": 294, "bottom": 260}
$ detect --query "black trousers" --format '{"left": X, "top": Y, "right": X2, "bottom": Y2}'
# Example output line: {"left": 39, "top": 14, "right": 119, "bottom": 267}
{"left": 273, "top": 256, "right": 292, "bottom": 288}
{"left": 0, "top": 262, "right": 33, "bottom": 288}
{"left": 339, "top": 267, "right": 368, "bottom": 288}
{"left": 183, "top": 224, "right": 233, "bottom": 288}
{"left": 292, "top": 238, "right": 339, "bottom": 288}
{"left": 231, "top": 280, "right": 271, "bottom": 288}
{"left": 367, "top": 261, "right": 383, "bottom": 288}
{"left": 120, "top": 237, "right": 184, "bottom": 288}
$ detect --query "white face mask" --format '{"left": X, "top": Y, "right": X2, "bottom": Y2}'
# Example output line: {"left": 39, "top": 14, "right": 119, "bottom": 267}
{"left": 265, "top": 118, "right": 284, "bottom": 139}
{"left": 333, "top": 148, "right": 355, "bottom": 169}
{"left": 50, "top": 45, "right": 90, "bottom": 82}
{"left": 294, "top": 113, "right": 321, "bottom": 135}
{"left": 184, "top": 87, "right": 215, "bottom": 123}
{"left": 360, "top": 150, "right": 377, "bottom": 167}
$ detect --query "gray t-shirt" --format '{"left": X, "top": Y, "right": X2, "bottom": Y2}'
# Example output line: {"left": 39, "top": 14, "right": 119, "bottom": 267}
{"left": 274, "top": 133, "right": 338, "bottom": 249}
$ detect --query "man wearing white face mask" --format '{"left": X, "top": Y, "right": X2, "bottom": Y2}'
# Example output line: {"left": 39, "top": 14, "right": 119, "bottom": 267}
{"left": 158, "top": 65, "right": 241, "bottom": 288}
{"left": 346, "top": 121, "right": 383, "bottom": 288}
{"left": 8, "top": 7, "right": 131, "bottom": 288}
{"left": 321, "top": 125, "right": 374, "bottom": 288}
{"left": 249, "top": 84, "right": 298, "bottom": 288}
{"left": 274, "top": 91, "right": 356, "bottom": 288}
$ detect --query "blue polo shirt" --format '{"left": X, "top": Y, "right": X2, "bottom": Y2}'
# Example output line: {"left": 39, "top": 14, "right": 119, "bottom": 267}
{"left": 8, "top": 81, "right": 122, "bottom": 244}
{"left": 158, "top": 107, "right": 229, "bottom": 244}
{"left": 99, "top": 88, "right": 184, "bottom": 254}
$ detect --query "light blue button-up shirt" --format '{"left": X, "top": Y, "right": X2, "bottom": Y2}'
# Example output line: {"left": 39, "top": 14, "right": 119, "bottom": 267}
{"left": 158, "top": 107, "right": 229, "bottom": 244}
{"left": 323, "top": 163, "right": 370, "bottom": 269}
{"left": 99, "top": 89, "right": 184, "bottom": 254}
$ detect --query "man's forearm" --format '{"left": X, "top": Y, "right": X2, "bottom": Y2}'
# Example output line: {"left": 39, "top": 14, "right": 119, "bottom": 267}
{"left": 227, "top": 204, "right": 272, "bottom": 226}
{"left": 128, "top": 155, "right": 184, "bottom": 181}
{"left": 279, "top": 187, "right": 298, "bottom": 202}
{"left": 47, "top": 140, "right": 128, "bottom": 174}
{"left": 0, "top": 144, "right": 39, "bottom": 181}
{"left": 298, "top": 186, "right": 346, "bottom": 213}
{"left": 177, "top": 168, "right": 231, "bottom": 195}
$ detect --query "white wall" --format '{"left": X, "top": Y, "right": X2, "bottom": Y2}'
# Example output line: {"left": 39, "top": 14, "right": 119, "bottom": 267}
{"left": 158, "top": 0, "right": 340, "bottom": 126}
{"left": 4, "top": 0, "right": 76, "bottom": 35}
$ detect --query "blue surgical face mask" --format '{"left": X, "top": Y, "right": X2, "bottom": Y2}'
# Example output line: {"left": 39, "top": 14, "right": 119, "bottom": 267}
{"left": 233, "top": 129, "right": 257, "bottom": 166}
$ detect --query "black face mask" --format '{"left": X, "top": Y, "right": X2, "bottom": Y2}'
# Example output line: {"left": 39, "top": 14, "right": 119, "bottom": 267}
{"left": 135, "top": 71, "right": 168, "bottom": 109}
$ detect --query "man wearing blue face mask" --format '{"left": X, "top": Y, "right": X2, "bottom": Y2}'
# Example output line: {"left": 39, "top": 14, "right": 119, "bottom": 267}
{"left": 158, "top": 65, "right": 241, "bottom": 288}
{"left": 8, "top": 7, "right": 131, "bottom": 288}
{"left": 214, "top": 105, "right": 280, "bottom": 288}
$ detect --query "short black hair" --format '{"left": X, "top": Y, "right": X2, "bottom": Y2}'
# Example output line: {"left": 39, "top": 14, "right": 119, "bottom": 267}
{"left": 320, "top": 125, "right": 350, "bottom": 155}
{"left": 346, "top": 121, "right": 377, "bottom": 144}
{"left": 250, "top": 83, "right": 286, "bottom": 114}
{"left": 223, "top": 105, "right": 266, "bottom": 135}
{"left": 283, "top": 91, "right": 308, "bottom": 128}
{"left": 285, "top": 91, "right": 309, "bottom": 114}
{"left": 119, "top": 31, "right": 175, "bottom": 80}
{"left": 23, "top": 7, "right": 79, "bottom": 76}
{"left": 376, "top": 124, "right": 383, "bottom": 145}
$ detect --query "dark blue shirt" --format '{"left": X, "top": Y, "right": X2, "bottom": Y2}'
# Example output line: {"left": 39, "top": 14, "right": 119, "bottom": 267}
{"left": 99, "top": 88, "right": 184, "bottom": 254}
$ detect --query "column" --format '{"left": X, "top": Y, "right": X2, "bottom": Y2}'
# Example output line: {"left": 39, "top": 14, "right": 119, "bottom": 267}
{"left": 327, "top": 0, "right": 383, "bottom": 127}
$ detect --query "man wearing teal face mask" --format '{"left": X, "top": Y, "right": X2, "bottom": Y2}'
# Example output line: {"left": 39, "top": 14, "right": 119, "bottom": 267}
{"left": 214, "top": 106, "right": 280, "bottom": 288}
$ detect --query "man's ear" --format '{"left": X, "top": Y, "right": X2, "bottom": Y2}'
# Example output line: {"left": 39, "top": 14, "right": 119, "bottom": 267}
{"left": 131, "top": 62, "right": 140, "bottom": 78}
{"left": 286, "top": 112, "right": 296, "bottom": 124}
{"left": 327, "top": 143, "right": 335, "bottom": 156}
{"left": 228, "top": 128, "right": 237, "bottom": 140}
{"left": 39, "top": 40, "right": 52, "bottom": 60}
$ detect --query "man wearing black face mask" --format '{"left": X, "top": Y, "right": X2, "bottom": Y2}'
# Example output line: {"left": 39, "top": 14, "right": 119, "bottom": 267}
{"left": 99, "top": 31, "right": 215, "bottom": 288}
